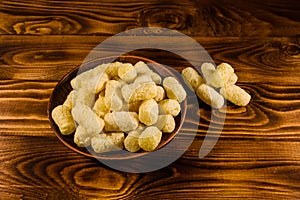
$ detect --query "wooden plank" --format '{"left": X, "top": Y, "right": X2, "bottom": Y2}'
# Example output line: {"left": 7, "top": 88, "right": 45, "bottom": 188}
{"left": 0, "top": 79, "right": 299, "bottom": 138}
{"left": 0, "top": 0, "right": 299, "bottom": 36}
{"left": 0, "top": 135, "right": 300, "bottom": 199}
{"left": 0, "top": 36, "right": 299, "bottom": 138}
{"left": 0, "top": 36, "right": 299, "bottom": 83}
{"left": 0, "top": 80, "right": 55, "bottom": 136}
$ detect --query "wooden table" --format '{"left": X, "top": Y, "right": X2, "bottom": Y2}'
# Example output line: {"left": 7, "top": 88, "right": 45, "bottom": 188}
{"left": 1, "top": 0, "right": 300, "bottom": 199}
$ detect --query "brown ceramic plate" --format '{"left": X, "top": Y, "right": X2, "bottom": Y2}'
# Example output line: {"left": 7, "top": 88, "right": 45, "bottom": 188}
{"left": 48, "top": 55, "right": 187, "bottom": 160}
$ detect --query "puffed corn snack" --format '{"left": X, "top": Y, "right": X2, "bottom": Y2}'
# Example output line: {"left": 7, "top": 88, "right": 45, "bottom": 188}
{"left": 181, "top": 63, "right": 251, "bottom": 108}
{"left": 52, "top": 61, "right": 186, "bottom": 154}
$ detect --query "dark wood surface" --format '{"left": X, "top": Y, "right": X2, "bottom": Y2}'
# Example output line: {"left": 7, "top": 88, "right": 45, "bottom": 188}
{"left": 1, "top": 0, "right": 300, "bottom": 199}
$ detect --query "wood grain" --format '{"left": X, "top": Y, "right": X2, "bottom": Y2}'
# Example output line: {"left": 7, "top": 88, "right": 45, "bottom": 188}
{"left": 0, "top": 35, "right": 299, "bottom": 199}
{"left": 0, "top": 80, "right": 54, "bottom": 136}
{"left": 1, "top": 136, "right": 300, "bottom": 199}
{"left": 0, "top": 36, "right": 299, "bottom": 83}
{"left": 1, "top": 0, "right": 300, "bottom": 199}
{"left": 0, "top": 36, "right": 299, "bottom": 138}
{"left": 0, "top": 0, "right": 299, "bottom": 36}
